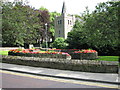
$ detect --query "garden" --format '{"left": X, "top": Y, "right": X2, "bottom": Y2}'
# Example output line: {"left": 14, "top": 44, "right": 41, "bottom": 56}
{"left": 3, "top": 48, "right": 98, "bottom": 60}
{"left": 1, "top": 1, "right": 119, "bottom": 73}
{"left": 1, "top": 48, "right": 119, "bottom": 73}
{"left": 0, "top": 49, "right": 119, "bottom": 61}
{"left": 8, "top": 49, "right": 71, "bottom": 60}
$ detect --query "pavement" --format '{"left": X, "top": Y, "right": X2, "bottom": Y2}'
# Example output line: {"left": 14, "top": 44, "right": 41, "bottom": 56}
{"left": 0, "top": 63, "right": 119, "bottom": 85}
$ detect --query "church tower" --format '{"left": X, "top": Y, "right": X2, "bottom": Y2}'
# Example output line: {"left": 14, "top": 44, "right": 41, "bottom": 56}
{"left": 55, "top": 2, "right": 75, "bottom": 39}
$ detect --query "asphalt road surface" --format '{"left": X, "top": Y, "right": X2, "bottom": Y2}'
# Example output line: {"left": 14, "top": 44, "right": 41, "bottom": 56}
{"left": 0, "top": 70, "right": 118, "bottom": 89}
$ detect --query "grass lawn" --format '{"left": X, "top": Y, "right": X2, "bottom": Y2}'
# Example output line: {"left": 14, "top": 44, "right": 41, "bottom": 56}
{"left": 96, "top": 56, "right": 119, "bottom": 61}
{"left": 0, "top": 51, "right": 8, "bottom": 55}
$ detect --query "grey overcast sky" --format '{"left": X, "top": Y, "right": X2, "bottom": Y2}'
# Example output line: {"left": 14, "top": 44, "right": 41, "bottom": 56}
{"left": 9, "top": 0, "right": 109, "bottom": 15}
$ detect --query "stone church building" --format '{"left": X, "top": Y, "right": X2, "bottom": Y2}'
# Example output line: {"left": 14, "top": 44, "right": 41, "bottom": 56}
{"left": 54, "top": 2, "right": 76, "bottom": 39}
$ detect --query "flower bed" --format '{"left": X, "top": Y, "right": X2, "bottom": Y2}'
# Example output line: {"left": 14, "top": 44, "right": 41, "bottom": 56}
{"left": 8, "top": 49, "right": 71, "bottom": 60}
{"left": 8, "top": 49, "right": 98, "bottom": 60}
{"left": 47, "top": 49, "right": 98, "bottom": 60}
{"left": 71, "top": 49, "right": 98, "bottom": 60}
{"left": 48, "top": 49, "right": 80, "bottom": 53}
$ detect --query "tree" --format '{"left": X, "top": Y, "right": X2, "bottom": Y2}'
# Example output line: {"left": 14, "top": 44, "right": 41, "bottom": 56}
{"left": 39, "top": 6, "right": 48, "bottom": 11}
{"left": 49, "top": 11, "right": 60, "bottom": 42}
{"left": 37, "top": 7, "right": 52, "bottom": 45}
{"left": 2, "top": 2, "right": 24, "bottom": 46}
{"left": 51, "top": 37, "right": 68, "bottom": 49}
{"left": 66, "top": 1, "right": 119, "bottom": 55}
{"left": 2, "top": 1, "right": 51, "bottom": 47}
{"left": 66, "top": 20, "right": 89, "bottom": 49}
{"left": 2, "top": 2, "right": 41, "bottom": 46}
{"left": 84, "top": 1, "right": 119, "bottom": 55}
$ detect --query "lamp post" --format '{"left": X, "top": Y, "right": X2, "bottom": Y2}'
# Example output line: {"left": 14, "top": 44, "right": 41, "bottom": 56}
{"left": 45, "top": 23, "right": 48, "bottom": 50}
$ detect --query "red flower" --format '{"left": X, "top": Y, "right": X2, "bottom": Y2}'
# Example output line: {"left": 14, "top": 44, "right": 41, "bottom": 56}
{"left": 74, "top": 49, "right": 97, "bottom": 53}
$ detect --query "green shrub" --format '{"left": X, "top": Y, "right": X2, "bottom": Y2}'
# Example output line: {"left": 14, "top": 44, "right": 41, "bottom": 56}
{"left": 51, "top": 37, "right": 68, "bottom": 49}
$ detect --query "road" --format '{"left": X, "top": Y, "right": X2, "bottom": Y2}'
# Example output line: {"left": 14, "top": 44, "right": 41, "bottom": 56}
{"left": 0, "top": 70, "right": 118, "bottom": 89}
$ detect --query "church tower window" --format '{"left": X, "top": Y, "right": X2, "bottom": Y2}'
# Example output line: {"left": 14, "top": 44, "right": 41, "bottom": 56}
{"left": 70, "top": 20, "right": 72, "bottom": 25}
{"left": 68, "top": 20, "right": 69, "bottom": 25}
{"left": 60, "top": 20, "right": 62, "bottom": 24}
{"left": 58, "top": 20, "right": 62, "bottom": 24}
{"left": 58, "top": 21, "right": 59, "bottom": 24}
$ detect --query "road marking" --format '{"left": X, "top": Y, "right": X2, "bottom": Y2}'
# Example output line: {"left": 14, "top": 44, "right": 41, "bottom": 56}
{"left": 0, "top": 70, "right": 118, "bottom": 89}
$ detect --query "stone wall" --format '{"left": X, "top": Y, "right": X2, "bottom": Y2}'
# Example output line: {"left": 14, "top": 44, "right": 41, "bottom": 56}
{"left": 70, "top": 52, "right": 98, "bottom": 60}
{"left": 1, "top": 55, "right": 119, "bottom": 73}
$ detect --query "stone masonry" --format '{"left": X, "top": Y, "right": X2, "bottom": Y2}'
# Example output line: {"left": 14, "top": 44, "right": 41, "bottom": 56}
{"left": 54, "top": 2, "right": 76, "bottom": 39}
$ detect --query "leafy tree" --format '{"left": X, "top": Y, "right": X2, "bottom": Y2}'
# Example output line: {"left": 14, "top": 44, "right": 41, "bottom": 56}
{"left": 49, "top": 11, "right": 60, "bottom": 41}
{"left": 2, "top": 1, "right": 51, "bottom": 47}
{"left": 51, "top": 37, "right": 68, "bottom": 49}
{"left": 66, "top": 20, "right": 88, "bottom": 49}
{"left": 2, "top": 2, "right": 40, "bottom": 46}
{"left": 66, "top": 1, "right": 119, "bottom": 55}
{"left": 84, "top": 1, "right": 119, "bottom": 55}
{"left": 37, "top": 7, "right": 52, "bottom": 45}
{"left": 39, "top": 6, "right": 49, "bottom": 11}
{"left": 2, "top": 2, "right": 23, "bottom": 46}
